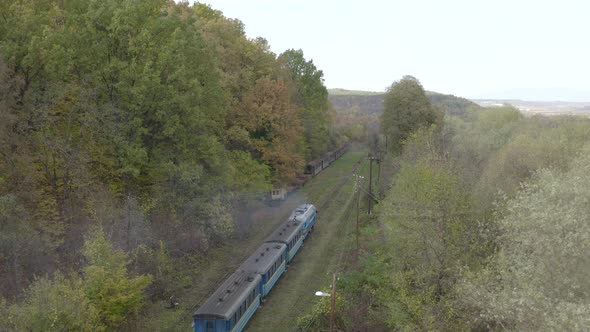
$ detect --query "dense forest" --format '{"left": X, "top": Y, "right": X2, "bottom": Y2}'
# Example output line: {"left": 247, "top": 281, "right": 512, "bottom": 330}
{"left": 0, "top": 0, "right": 341, "bottom": 329}
{"left": 2, "top": 1, "right": 588, "bottom": 331}
{"left": 314, "top": 76, "right": 590, "bottom": 331}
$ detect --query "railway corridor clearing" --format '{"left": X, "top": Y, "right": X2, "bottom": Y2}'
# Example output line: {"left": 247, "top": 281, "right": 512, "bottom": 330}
{"left": 245, "top": 151, "right": 363, "bottom": 331}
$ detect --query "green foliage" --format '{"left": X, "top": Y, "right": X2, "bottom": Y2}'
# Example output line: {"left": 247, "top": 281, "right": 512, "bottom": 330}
{"left": 459, "top": 145, "right": 590, "bottom": 331}
{"left": 378, "top": 146, "right": 472, "bottom": 330}
{"left": 0, "top": 0, "right": 337, "bottom": 327}
{"left": 354, "top": 101, "right": 590, "bottom": 330}
{"left": 0, "top": 194, "right": 47, "bottom": 298}
{"left": 380, "top": 76, "right": 439, "bottom": 154}
{"left": 296, "top": 288, "right": 345, "bottom": 331}
{"left": 1, "top": 272, "right": 104, "bottom": 331}
{"left": 83, "top": 226, "right": 152, "bottom": 328}
{"left": 278, "top": 49, "right": 332, "bottom": 159}
{"left": 426, "top": 91, "right": 481, "bottom": 118}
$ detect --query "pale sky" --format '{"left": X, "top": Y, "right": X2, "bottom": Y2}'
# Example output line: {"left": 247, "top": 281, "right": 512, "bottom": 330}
{"left": 194, "top": 0, "right": 589, "bottom": 101}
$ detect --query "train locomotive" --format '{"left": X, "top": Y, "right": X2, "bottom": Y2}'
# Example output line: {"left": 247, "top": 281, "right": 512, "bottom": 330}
{"left": 193, "top": 204, "right": 317, "bottom": 332}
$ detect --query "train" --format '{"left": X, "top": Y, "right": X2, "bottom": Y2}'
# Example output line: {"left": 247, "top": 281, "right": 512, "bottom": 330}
{"left": 270, "top": 144, "right": 348, "bottom": 202}
{"left": 193, "top": 203, "right": 318, "bottom": 332}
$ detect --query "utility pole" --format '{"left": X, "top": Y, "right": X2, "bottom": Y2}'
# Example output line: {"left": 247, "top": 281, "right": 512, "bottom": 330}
{"left": 355, "top": 173, "right": 362, "bottom": 252}
{"left": 330, "top": 272, "right": 336, "bottom": 332}
{"left": 370, "top": 160, "right": 373, "bottom": 214}
{"left": 367, "top": 153, "right": 380, "bottom": 214}
{"left": 377, "top": 150, "right": 383, "bottom": 182}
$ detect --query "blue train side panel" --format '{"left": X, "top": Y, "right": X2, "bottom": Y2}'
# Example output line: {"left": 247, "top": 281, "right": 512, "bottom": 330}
{"left": 193, "top": 319, "right": 227, "bottom": 332}
{"left": 193, "top": 272, "right": 262, "bottom": 332}
{"left": 231, "top": 294, "right": 260, "bottom": 332}
{"left": 194, "top": 204, "right": 318, "bottom": 332}
{"left": 288, "top": 236, "right": 304, "bottom": 262}
{"left": 194, "top": 295, "right": 260, "bottom": 332}
{"left": 238, "top": 243, "right": 287, "bottom": 298}
{"left": 262, "top": 260, "right": 286, "bottom": 296}
{"left": 265, "top": 216, "right": 305, "bottom": 263}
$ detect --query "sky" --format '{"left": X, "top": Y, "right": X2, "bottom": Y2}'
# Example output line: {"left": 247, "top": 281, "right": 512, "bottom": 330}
{"left": 193, "top": 0, "right": 589, "bottom": 101}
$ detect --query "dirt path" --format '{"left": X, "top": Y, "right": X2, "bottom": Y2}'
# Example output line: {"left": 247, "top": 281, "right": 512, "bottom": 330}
{"left": 245, "top": 152, "right": 362, "bottom": 331}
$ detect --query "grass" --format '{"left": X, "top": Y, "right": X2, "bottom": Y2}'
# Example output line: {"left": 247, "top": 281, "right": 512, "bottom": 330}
{"left": 138, "top": 196, "right": 308, "bottom": 331}
{"left": 246, "top": 151, "right": 367, "bottom": 331}
{"left": 137, "top": 150, "right": 367, "bottom": 331}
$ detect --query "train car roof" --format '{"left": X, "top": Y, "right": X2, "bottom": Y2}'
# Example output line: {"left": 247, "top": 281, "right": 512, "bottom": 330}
{"left": 193, "top": 270, "right": 261, "bottom": 320}
{"left": 265, "top": 217, "right": 304, "bottom": 245}
{"left": 239, "top": 242, "right": 287, "bottom": 275}
{"left": 306, "top": 158, "right": 324, "bottom": 168}
{"left": 290, "top": 204, "right": 316, "bottom": 223}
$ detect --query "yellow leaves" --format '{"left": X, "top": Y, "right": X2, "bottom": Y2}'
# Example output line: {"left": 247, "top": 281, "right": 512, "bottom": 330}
{"left": 234, "top": 78, "right": 304, "bottom": 184}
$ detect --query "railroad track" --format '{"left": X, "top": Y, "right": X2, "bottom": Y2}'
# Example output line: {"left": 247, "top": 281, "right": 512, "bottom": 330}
{"left": 246, "top": 153, "right": 365, "bottom": 331}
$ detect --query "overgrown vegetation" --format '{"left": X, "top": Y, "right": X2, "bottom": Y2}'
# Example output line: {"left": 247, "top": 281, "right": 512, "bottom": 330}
{"left": 380, "top": 76, "right": 440, "bottom": 155}
{"left": 0, "top": 0, "right": 341, "bottom": 328}
{"left": 332, "top": 76, "right": 590, "bottom": 331}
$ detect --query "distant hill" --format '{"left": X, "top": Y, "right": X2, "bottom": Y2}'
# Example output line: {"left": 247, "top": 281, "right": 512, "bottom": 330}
{"left": 329, "top": 89, "right": 480, "bottom": 118}
{"left": 329, "top": 93, "right": 384, "bottom": 115}
{"left": 473, "top": 87, "right": 590, "bottom": 102}
{"left": 474, "top": 99, "right": 590, "bottom": 116}
{"left": 426, "top": 91, "right": 481, "bottom": 117}
{"left": 328, "top": 88, "right": 384, "bottom": 96}
{"left": 329, "top": 88, "right": 590, "bottom": 117}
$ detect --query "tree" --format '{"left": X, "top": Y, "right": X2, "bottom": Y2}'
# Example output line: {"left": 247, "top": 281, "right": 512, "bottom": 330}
{"left": 83, "top": 226, "right": 152, "bottom": 328}
{"left": 380, "top": 76, "right": 438, "bottom": 154}
{"left": 459, "top": 145, "right": 590, "bottom": 331}
{"left": 1, "top": 272, "right": 104, "bottom": 331}
{"left": 375, "top": 127, "right": 477, "bottom": 330}
{"left": 278, "top": 49, "right": 331, "bottom": 159}
{"left": 233, "top": 78, "right": 304, "bottom": 184}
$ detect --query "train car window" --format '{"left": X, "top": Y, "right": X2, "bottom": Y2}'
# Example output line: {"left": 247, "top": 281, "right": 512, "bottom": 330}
{"left": 206, "top": 321, "right": 214, "bottom": 332}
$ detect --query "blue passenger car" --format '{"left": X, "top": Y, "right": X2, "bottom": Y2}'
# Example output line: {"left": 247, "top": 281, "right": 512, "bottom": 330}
{"left": 239, "top": 243, "right": 287, "bottom": 297}
{"left": 265, "top": 217, "right": 305, "bottom": 263}
{"left": 193, "top": 205, "right": 317, "bottom": 332}
{"left": 193, "top": 271, "right": 262, "bottom": 332}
